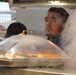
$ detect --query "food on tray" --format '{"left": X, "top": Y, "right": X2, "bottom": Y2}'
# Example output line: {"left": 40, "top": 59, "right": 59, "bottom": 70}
{"left": 0, "top": 52, "right": 60, "bottom": 59}
{"left": 0, "top": 51, "right": 5, "bottom": 58}
{"left": 27, "top": 53, "right": 60, "bottom": 58}
{"left": 0, "top": 52, "right": 26, "bottom": 59}
{"left": 4, "top": 53, "right": 26, "bottom": 59}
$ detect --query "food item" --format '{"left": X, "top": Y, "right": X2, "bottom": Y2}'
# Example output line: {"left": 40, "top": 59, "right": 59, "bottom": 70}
{"left": 4, "top": 53, "right": 26, "bottom": 59}
{"left": 0, "top": 51, "right": 60, "bottom": 59}
{"left": 27, "top": 53, "right": 60, "bottom": 58}
{"left": 0, "top": 51, "right": 5, "bottom": 58}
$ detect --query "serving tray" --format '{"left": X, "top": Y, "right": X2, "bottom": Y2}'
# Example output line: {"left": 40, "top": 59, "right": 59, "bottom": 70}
{"left": 0, "top": 58, "right": 65, "bottom": 68}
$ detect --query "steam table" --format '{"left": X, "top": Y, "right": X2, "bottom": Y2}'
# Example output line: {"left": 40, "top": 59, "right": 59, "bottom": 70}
{"left": 0, "top": 67, "right": 76, "bottom": 75}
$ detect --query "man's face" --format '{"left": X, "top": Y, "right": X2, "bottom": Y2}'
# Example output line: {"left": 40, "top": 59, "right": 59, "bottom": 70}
{"left": 45, "top": 12, "right": 64, "bottom": 37}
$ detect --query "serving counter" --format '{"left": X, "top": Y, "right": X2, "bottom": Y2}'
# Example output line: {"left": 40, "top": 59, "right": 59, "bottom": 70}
{"left": 0, "top": 67, "right": 76, "bottom": 75}
{"left": 0, "top": 35, "right": 75, "bottom": 75}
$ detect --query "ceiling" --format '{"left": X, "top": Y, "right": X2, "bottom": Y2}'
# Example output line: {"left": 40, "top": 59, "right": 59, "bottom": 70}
{"left": 18, "top": 0, "right": 76, "bottom": 3}
{"left": 0, "top": 0, "right": 76, "bottom": 4}
{"left": 0, "top": 0, "right": 76, "bottom": 9}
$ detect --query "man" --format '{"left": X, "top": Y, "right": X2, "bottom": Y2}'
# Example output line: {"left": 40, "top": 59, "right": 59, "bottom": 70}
{"left": 44, "top": 7, "right": 69, "bottom": 49}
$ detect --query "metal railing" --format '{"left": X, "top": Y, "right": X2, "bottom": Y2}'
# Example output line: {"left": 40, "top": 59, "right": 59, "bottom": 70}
{"left": 0, "top": 10, "right": 16, "bottom": 23}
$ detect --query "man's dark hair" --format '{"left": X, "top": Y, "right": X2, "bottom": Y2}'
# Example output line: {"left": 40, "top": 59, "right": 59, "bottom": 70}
{"left": 5, "top": 22, "right": 27, "bottom": 38}
{"left": 48, "top": 7, "right": 69, "bottom": 23}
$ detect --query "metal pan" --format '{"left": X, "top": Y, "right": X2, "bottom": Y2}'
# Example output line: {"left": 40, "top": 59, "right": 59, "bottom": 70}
{"left": 0, "top": 58, "right": 65, "bottom": 68}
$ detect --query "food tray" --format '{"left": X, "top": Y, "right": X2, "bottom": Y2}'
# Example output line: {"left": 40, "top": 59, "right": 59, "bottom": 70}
{"left": 0, "top": 58, "right": 66, "bottom": 68}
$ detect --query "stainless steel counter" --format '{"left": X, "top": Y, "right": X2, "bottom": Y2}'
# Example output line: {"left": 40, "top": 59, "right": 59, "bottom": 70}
{"left": 0, "top": 67, "right": 76, "bottom": 75}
